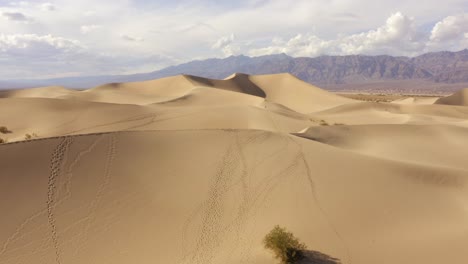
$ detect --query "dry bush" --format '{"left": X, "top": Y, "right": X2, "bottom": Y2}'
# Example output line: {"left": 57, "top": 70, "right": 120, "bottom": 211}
{"left": 24, "top": 133, "right": 39, "bottom": 140}
{"left": 0, "top": 126, "right": 11, "bottom": 134}
{"left": 264, "top": 225, "right": 307, "bottom": 264}
{"left": 0, "top": 138, "right": 7, "bottom": 144}
{"left": 319, "top": 120, "right": 329, "bottom": 126}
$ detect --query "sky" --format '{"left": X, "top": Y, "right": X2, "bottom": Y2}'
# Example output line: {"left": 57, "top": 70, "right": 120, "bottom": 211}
{"left": 0, "top": 0, "right": 467, "bottom": 79}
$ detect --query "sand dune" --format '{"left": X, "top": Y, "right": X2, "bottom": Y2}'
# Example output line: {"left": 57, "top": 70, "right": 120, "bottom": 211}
{"left": 392, "top": 97, "right": 439, "bottom": 105}
{"left": 435, "top": 88, "right": 468, "bottom": 106}
{"left": 1, "top": 73, "right": 467, "bottom": 264}
{"left": 249, "top": 73, "right": 355, "bottom": 112}
{"left": 314, "top": 101, "right": 468, "bottom": 125}
{"left": 0, "top": 86, "right": 78, "bottom": 99}
{"left": 296, "top": 124, "right": 468, "bottom": 170}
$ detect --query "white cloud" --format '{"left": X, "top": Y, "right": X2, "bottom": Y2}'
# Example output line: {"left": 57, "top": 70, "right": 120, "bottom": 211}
{"left": 212, "top": 34, "right": 234, "bottom": 49}
{"left": 212, "top": 34, "right": 240, "bottom": 56}
{"left": 430, "top": 14, "right": 468, "bottom": 42}
{"left": 0, "top": 33, "right": 174, "bottom": 79}
{"left": 249, "top": 12, "right": 457, "bottom": 57}
{"left": 426, "top": 14, "right": 468, "bottom": 51}
{"left": 40, "top": 3, "right": 56, "bottom": 11}
{"left": 80, "top": 25, "right": 102, "bottom": 34}
{"left": 0, "top": 34, "right": 83, "bottom": 57}
{"left": 250, "top": 34, "right": 334, "bottom": 57}
{"left": 338, "top": 12, "right": 424, "bottom": 55}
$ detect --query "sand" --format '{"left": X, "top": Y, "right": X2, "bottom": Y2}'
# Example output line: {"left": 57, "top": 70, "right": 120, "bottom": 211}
{"left": 435, "top": 88, "right": 468, "bottom": 106}
{"left": 0, "top": 73, "right": 467, "bottom": 264}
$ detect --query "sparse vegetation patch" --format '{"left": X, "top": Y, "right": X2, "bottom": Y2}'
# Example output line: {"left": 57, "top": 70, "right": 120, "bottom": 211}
{"left": 25, "top": 133, "right": 39, "bottom": 140}
{"left": 0, "top": 126, "right": 12, "bottom": 134}
{"left": 264, "top": 225, "right": 307, "bottom": 264}
{"left": 320, "top": 120, "right": 329, "bottom": 126}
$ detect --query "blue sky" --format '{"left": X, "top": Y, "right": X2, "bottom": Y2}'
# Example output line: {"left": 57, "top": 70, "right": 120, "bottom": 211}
{"left": 0, "top": 0, "right": 467, "bottom": 79}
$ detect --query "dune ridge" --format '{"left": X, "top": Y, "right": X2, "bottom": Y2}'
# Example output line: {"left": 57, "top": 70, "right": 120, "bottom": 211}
{"left": 0, "top": 73, "right": 467, "bottom": 264}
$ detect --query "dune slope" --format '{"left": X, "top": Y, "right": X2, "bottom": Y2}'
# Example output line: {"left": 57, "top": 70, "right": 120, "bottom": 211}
{"left": 435, "top": 88, "right": 468, "bottom": 106}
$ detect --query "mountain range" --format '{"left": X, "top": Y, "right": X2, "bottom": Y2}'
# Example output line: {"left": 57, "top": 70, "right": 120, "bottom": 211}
{"left": 2, "top": 49, "right": 467, "bottom": 94}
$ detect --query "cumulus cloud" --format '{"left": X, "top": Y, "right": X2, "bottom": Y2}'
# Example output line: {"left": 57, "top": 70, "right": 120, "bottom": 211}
{"left": 212, "top": 34, "right": 234, "bottom": 49}
{"left": 0, "top": 34, "right": 83, "bottom": 58}
{"left": 339, "top": 12, "right": 424, "bottom": 55}
{"left": 212, "top": 34, "right": 240, "bottom": 56}
{"left": 249, "top": 12, "right": 445, "bottom": 57}
{"left": 430, "top": 14, "right": 468, "bottom": 42}
{"left": 426, "top": 14, "right": 468, "bottom": 51}
{"left": 0, "top": 33, "right": 84, "bottom": 77}
{"left": 0, "top": 33, "right": 174, "bottom": 79}
{"left": 250, "top": 34, "right": 334, "bottom": 57}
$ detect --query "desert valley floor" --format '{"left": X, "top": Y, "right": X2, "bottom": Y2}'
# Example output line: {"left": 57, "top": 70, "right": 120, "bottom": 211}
{"left": 0, "top": 73, "right": 468, "bottom": 264}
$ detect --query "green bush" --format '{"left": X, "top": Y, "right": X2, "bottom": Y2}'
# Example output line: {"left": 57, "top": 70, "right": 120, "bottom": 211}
{"left": 263, "top": 225, "right": 307, "bottom": 264}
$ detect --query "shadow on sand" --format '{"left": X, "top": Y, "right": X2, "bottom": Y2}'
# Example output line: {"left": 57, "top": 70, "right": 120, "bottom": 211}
{"left": 297, "top": 250, "right": 341, "bottom": 264}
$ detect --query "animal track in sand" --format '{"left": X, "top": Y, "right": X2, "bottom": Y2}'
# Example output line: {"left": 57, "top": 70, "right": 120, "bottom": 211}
{"left": 290, "top": 136, "right": 353, "bottom": 264}
{"left": 72, "top": 134, "right": 118, "bottom": 256}
{"left": 47, "top": 137, "right": 73, "bottom": 264}
{"left": 180, "top": 132, "right": 300, "bottom": 264}
{"left": 0, "top": 136, "right": 105, "bottom": 261}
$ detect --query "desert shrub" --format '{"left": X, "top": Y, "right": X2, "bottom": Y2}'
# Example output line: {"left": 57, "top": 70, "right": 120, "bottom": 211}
{"left": 0, "top": 126, "right": 11, "bottom": 134}
{"left": 319, "top": 120, "right": 329, "bottom": 126}
{"left": 0, "top": 138, "right": 7, "bottom": 144}
{"left": 334, "top": 123, "right": 345, "bottom": 126}
{"left": 263, "top": 225, "right": 307, "bottom": 264}
{"left": 24, "top": 133, "right": 38, "bottom": 140}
